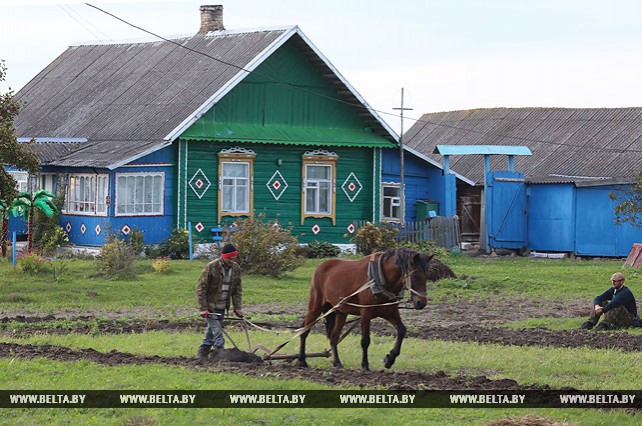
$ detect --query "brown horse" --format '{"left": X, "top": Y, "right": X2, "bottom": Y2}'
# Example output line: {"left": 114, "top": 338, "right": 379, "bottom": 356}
{"left": 298, "top": 247, "right": 454, "bottom": 371}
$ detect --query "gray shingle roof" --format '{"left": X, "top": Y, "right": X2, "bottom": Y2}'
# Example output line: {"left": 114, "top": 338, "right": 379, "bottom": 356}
{"left": 15, "top": 26, "right": 395, "bottom": 169}
{"left": 404, "top": 107, "right": 642, "bottom": 185}
{"left": 14, "top": 30, "right": 286, "bottom": 168}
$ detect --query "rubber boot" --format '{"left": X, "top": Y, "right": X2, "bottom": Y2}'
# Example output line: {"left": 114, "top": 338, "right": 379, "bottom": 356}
{"left": 579, "top": 321, "right": 595, "bottom": 330}
{"left": 594, "top": 322, "right": 610, "bottom": 331}
{"left": 196, "top": 344, "right": 212, "bottom": 359}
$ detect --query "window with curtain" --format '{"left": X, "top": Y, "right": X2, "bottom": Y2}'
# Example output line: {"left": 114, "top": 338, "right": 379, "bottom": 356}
{"left": 221, "top": 162, "right": 250, "bottom": 213}
{"left": 115, "top": 173, "right": 163, "bottom": 216}
{"left": 301, "top": 150, "right": 338, "bottom": 224}
{"left": 64, "top": 174, "right": 109, "bottom": 216}
{"left": 305, "top": 164, "right": 332, "bottom": 214}
{"left": 217, "top": 147, "right": 255, "bottom": 222}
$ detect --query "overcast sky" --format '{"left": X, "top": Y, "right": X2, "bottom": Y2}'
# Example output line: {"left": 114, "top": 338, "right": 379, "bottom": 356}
{"left": 2, "top": 0, "right": 642, "bottom": 133}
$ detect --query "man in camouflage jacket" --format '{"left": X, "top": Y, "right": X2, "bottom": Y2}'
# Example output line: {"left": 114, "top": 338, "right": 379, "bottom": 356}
{"left": 195, "top": 244, "right": 243, "bottom": 358}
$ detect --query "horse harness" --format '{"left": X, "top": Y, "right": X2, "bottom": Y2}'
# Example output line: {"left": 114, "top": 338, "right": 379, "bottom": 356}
{"left": 259, "top": 251, "right": 426, "bottom": 358}
{"left": 342, "top": 252, "right": 426, "bottom": 308}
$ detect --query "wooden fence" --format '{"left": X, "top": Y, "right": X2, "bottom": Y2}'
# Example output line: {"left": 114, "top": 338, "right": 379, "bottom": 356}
{"left": 355, "top": 216, "right": 460, "bottom": 249}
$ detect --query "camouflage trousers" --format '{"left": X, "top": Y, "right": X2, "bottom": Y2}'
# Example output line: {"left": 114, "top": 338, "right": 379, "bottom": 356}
{"left": 586, "top": 303, "right": 635, "bottom": 329}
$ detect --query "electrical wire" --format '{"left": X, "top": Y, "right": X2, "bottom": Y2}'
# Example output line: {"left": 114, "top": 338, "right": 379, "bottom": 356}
{"left": 84, "top": 3, "right": 642, "bottom": 155}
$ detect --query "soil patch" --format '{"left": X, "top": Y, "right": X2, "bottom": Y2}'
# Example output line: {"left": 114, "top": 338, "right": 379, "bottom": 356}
{"left": 3, "top": 313, "right": 642, "bottom": 353}
{"left": 0, "top": 342, "right": 557, "bottom": 391}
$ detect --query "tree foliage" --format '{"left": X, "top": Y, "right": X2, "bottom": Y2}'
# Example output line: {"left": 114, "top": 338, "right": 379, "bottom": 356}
{"left": 610, "top": 171, "right": 642, "bottom": 228}
{"left": 12, "top": 190, "right": 59, "bottom": 251}
{"left": 1, "top": 60, "right": 41, "bottom": 257}
{"left": 0, "top": 60, "right": 40, "bottom": 203}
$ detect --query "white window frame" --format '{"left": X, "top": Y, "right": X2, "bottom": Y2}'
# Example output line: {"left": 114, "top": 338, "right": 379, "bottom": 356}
{"left": 381, "top": 183, "right": 401, "bottom": 221}
{"left": 64, "top": 173, "right": 109, "bottom": 216}
{"left": 8, "top": 171, "right": 29, "bottom": 193}
{"left": 304, "top": 164, "right": 333, "bottom": 215}
{"left": 115, "top": 172, "right": 164, "bottom": 217}
{"left": 301, "top": 150, "right": 338, "bottom": 225}
{"left": 220, "top": 161, "right": 250, "bottom": 214}
{"left": 217, "top": 147, "right": 255, "bottom": 222}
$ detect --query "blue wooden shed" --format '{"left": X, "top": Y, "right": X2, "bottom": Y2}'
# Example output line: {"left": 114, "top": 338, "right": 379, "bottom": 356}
{"left": 402, "top": 107, "right": 642, "bottom": 257}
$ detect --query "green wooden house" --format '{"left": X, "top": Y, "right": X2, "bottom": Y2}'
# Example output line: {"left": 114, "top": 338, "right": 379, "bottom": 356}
{"left": 13, "top": 5, "right": 397, "bottom": 246}
{"left": 170, "top": 8, "right": 398, "bottom": 244}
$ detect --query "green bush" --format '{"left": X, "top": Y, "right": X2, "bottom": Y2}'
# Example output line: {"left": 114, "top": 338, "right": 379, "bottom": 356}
{"left": 399, "top": 239, "right": 450, "bottom": 258}
{"left": 129, "top": 228, "right": 145, "bottom": 255}
{"left": 230, "top": 214, "right": 304, "bottom": 277}
{"left": 17, "top": 251, "right": 50, "bottom": 275}
{"left": 307, "top": 240, "right": 340, "bottom": 258}
{"left": 151, "top": 257, "right": 171, "bottom": 274}
{"left": 157, "top": 229, "right": 190, "bottom": 259}
{"left": 32, "top": 193, "right": 65, "bottom": 253}
{"left": 94, "top": 233, "right": 137, "bottom": 278}
{"left": 350, "top": 222, "right": 398, "bottom": 255}
{"left": 38, "top": 225, "right": 71, "bottom": 256}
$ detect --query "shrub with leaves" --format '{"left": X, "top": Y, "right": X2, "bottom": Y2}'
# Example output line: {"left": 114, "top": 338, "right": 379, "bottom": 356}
{"left": 230, "top": 214, "right": 304, "bottom": 277}
{"left": 307, "top": 240, "right": 340, "bottom": 258}
{"left": 129, "top": 228, "right": 145, "bottom": 255}
{"left": 38, "top": 225, "right": 70, "bottom": 256}
{"left": 17, "top": 251, "right": 50, "bottom": 275}
{"left": 351, "top": 221, "right": 398, "bottom": 255}
{"left": 151, "top": 257, "right": 171, "bottom": 274}
{"left": 158, "top": 229, "right": 190, "bottom": 259}
{"left": 94, "top": 233, "right": 137, "bottom": 278}
{"left": 32, "top": 194, "right": 65, "bottom": 254}
{"left": 399, "top": 239, "right": 450, "bottom": 258}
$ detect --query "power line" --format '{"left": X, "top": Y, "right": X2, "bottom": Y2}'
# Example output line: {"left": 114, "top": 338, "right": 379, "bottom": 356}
{"left": 84, "top": 3, "right": 642, "bottom": 155}
{"left": 59, "top": 4, "right": 112, "bottom": 43}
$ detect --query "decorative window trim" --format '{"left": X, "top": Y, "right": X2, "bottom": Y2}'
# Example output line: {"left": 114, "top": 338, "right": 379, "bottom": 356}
{"left": 218, "top": 147, "right": 256, "bottom": 222}
{"left": 301, "top": 150, "right": 338, "bottom": 225}
{"left": 381, "top": 182, "right": 401, "bottom": 222}
{"left": 115, "top": 172, "right": 165, "bottom": 217}
{"left": 63, "top": 173, "right": 110, "bottom": 217}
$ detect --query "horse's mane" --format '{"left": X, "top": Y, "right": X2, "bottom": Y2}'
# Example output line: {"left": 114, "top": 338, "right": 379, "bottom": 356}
{"left": 381, "top": 247, "right": 429, "bottom": 275}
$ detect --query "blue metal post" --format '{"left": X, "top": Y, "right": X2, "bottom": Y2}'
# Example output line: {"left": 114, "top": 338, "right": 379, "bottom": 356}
{"left": 12, "top": 231, "right": 16, "bottom": 268}
{"left": 508, "top": 155, "right": 515, "bottom": 172}
{"left": 484, "top": 154, "right": 492, "bottom": 254}
{"left": 188, "top": 222, "right": 193, "bottom": 261}
{"left": 442, "top": 155, "right": 456, "bottom": 217}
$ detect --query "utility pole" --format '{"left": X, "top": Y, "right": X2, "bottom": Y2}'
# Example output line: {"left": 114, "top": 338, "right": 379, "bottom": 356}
{"left": 393, "top": 88, "right": 412, "bottom": 228}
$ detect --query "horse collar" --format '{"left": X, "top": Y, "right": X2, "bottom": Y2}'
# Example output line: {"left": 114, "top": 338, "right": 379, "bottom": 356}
{"left": 368, "top": 252, "right": 404, "bottom": 301}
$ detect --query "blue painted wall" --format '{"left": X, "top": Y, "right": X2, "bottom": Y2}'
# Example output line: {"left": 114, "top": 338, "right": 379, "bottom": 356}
{"left": 381, "top": 149, "right": 449, "bottom": 222}
{"left": 40, "top": 146, "right": 176, "bottom": 246}
{"left": 527, "top": 183, "right": 575, "bottom": 252}
{"left": 574, "top": 186, "right": 642, "bottom": 257}
{"left": 526, "top": 183, "right": 642, "bottom": 257}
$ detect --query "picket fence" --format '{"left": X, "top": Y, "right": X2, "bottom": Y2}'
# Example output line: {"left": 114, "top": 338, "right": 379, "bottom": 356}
{"left": 355, "top": 216, "right": 460, "bottom": 249}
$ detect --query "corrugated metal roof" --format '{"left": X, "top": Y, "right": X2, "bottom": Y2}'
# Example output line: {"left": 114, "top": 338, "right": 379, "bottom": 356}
{"left": 15, "top": 26, "right": 395, "bottom": 169}
{"left": 405, "top": 108, "right": 642, "bottom": 185}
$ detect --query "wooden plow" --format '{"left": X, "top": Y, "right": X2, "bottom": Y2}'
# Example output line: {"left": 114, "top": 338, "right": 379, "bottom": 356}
{"left": 221, "top": 317, "right": 332, "bottom": 362}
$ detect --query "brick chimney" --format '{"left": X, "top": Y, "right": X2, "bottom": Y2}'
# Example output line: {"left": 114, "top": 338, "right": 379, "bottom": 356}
{"left": 199, "top": 5, "right": 224, "bottom": 33}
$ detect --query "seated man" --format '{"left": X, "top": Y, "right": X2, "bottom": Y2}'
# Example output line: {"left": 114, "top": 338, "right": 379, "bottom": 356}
{"left": 580, "top": 272, "right": 639, "bottom": 331}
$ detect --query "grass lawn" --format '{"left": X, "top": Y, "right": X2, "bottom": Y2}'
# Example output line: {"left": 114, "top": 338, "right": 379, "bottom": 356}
{"left": 1, "top": 254, "right": 640, "bottom": 425}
